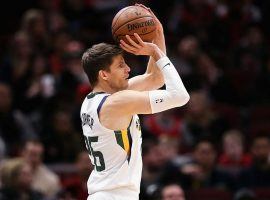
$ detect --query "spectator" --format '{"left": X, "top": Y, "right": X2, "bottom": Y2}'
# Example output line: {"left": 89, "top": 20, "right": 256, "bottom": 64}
{"left": 0, "top": 83, "right": 23, "bottom": 156}
{"left": 160, "top": 139, "right": 234, "bottom": 190}
{"left": 238, "top": 134, "right": 270, "bottom": 188}
{"left": 0, "top": 159, "right": 44, "bottom": 200}
{"left": 0, "top": 31, "right": 33, "bottom": 84}
{"left": 161, "top": 184, "right": 185, "bottom": 200}
{"left": 61, "top": 150, "right": 92, "bottom": 200}
{"left": 158, "top": 135, "right": 180, "bottom": 162}
{"left": 228, "top": 25, "right": 268, "bottom": 105}
{"left": 42, "top": 109, "right": 83, "bottom": 163}
{"left": 59, "top": 40, "right": 87, "bottom": 94}
{"left": 181, "top": 89, "right": 229, "bottom": 151}
{"left": 14, "top": 53, "right": 55, "bottom": 115}
{"left": 173, "top": 35, "right": 219, "bottom": 87}
{"left": 20, "top": 9, "right": 49, "bottom": 53}
{"left": 142, "top": 110, "right": 183, "bottom": 139}
{"left": 140, "top": 139, "right": 168, "bottom": 200}
{"left": 185, "top": 139, "right": 234, "bottom": 190}
{"left": 21, "top": 139, "right": 61, "bottom": 198}
{"left": 49, "top": 31, "right": 71, "bottom": 77}
{"left": 218, "top": 129, "right": 252, "bottom": 175}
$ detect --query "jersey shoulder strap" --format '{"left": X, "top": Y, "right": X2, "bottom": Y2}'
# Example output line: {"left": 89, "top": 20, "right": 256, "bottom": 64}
{"left": 97, "top": 95, "right": 109, "bottom": 116}
{"left": 87, "top": 92, "right": 109, "bottom": 116}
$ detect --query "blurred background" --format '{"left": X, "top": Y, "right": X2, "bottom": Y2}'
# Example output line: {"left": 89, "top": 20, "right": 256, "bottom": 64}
{"left": 0, "top": 0, "right": 270, "bottom": 200}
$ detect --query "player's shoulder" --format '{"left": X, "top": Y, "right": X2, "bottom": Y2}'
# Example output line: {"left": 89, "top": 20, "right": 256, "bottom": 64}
{"left": 82, "top": 92, "right": 109, "bottom": 105}
{"left": 81, "top": 92, "right": 107, "bottom": 113}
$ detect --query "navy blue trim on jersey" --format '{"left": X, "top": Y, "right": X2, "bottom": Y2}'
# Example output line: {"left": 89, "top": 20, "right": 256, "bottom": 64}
{"left": 127, "top": 117, "right": 133, "bottom": 163}
{"left": 97, "top": 95, "right": 109, "bottom": 117}
{"left": 127, "top": 127, "right": 133, "bottom": 163}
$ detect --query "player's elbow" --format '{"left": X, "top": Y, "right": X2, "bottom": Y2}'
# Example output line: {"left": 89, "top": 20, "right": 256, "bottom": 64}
{"left": 181, "top": 92, "right": 190, "bottom": 105}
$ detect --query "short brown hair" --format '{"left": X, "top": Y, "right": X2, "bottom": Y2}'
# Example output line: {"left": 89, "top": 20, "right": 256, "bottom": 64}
{"left": 81, "top": 43, "right": 123, "bottom": 87}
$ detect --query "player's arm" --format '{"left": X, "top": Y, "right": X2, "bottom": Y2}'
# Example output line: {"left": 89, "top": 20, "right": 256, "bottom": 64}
{"left": 104, "top": 35, "right": 189, "bottom": 116}
{"left": 127, "top": 5, "right": 165, "bottom": 91}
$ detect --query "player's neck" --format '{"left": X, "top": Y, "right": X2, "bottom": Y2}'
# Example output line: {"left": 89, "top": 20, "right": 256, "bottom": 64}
{"left": 93, "top": 83, "right": 116, "bottom": 94}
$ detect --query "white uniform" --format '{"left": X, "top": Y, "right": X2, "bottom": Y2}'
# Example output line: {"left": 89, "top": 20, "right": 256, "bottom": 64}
{"left": 80, "top": 92, "right": 143, "bottom": 200}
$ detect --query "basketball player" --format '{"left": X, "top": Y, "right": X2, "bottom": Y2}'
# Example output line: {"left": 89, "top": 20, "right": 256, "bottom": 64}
{"left": 80, "top": 5, "right": 190, "bottom": 200}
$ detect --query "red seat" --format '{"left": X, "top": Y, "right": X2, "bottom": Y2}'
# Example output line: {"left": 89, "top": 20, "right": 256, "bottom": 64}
{"left": 186, "top": 188, "right": 233, "bottom": 200}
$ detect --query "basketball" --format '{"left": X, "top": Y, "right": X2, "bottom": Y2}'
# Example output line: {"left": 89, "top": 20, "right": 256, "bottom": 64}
{"left": 112, "top": 5, "right": 156, "bottom": 44}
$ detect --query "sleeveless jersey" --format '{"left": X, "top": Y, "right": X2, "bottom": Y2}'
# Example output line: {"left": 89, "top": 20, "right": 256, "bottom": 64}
{"left": 80, "top": 92, "right": 143, "bottom": 197}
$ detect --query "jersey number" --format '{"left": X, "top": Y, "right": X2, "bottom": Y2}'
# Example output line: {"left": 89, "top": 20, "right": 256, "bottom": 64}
{"left": 84, "top": 136, "right": 105, "bottom": 172}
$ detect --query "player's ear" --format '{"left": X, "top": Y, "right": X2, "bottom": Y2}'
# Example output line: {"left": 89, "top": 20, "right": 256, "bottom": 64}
{"left": 99, "top": 70, "right": 109, "bottom": 81}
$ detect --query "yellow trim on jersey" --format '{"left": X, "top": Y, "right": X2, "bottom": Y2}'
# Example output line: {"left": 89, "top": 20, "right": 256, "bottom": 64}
{"left": 121, "top": 129, "right": 130, "bottom": 154}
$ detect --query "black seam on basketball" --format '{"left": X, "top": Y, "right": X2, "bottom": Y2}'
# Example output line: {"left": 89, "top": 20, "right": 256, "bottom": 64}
{"left": 112, "top": 6, "right": 152, "bottom": 30}
{"left": 112, "top": 15, "right": 154, "bottom": 35}
{"left": 112, "top": 6, "right": 132, "bottom": 29}
{"left": 116, "top": 28, "right": 156, "bottom": 40}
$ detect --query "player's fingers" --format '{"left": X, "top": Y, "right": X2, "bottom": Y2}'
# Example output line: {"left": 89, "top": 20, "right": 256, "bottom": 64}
{"left": 134, "top": 4, "right": 156, "bottom": 23}
{"left": 126, "top": 35, "right": 141, "bottom": 48}
{"left": 119, "top": 43, "right": 131, "bottom": 52}
{"left": 120, "top": 38, "right": 138, "bottom": 51}
{"left": 120, "top": 39, "right": 138, "bottom": 52}
{"left": 134, "top": 33, "right": 144, "bottom": 46}
{"left": 119, "top": 43, "right": 136, "bottom": 54}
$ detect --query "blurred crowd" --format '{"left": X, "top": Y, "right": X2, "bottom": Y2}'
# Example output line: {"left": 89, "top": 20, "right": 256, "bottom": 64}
{"left": 0, "top": 0, "right": 270, "bottom": 199}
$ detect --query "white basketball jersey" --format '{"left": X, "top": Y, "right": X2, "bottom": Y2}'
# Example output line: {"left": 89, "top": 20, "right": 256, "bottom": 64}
{"left": 80, "top": 92, "right": 143, "bottom": 197}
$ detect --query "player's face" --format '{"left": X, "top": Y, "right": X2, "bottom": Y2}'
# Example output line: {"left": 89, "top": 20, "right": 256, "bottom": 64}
{"left": 107, "top": 54, "right": 130, "bottom": 91}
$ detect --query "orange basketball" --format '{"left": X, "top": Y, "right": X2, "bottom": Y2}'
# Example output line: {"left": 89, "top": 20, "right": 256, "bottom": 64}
{"left": 112, "top": 5, "right": 156, "bottom": 44}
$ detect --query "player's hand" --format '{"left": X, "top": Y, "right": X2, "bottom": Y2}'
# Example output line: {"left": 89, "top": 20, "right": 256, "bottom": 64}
{"left": 135, "top": 4, "right": 163, "bottom": 34}
{"left": 120, "top": 33, "right": 163, "bottom": 61}
{"left": 135, "top": 3, "right": 165, "bottom": 54}
{"left": 120, "top": 33, "right": 156, "bottom": 56}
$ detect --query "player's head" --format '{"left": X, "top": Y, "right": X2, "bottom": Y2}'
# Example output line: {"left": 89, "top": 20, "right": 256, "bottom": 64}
{"left": 82, "top": 43, "right": 130, "bottom": 92}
